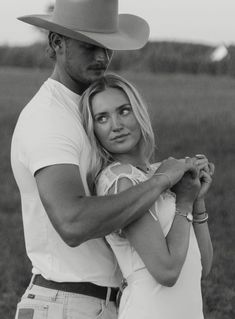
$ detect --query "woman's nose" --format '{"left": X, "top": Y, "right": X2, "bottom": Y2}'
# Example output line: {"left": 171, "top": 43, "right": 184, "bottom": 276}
{"left": 111, "top": 116, "right": 123, "bottom": 132}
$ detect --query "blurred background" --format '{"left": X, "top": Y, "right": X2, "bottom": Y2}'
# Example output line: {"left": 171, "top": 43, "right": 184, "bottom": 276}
{"left": 0, "top": 1, "right": 235, "bottom": 318}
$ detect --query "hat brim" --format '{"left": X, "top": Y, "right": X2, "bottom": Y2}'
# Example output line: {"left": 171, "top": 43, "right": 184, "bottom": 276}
{"left": 18, "top": 14, "right": 149, "bottom": 50}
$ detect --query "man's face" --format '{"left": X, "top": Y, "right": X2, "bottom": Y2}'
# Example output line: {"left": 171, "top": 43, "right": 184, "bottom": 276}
{"left": 62, "top": 38, "right": 113, "bottom": 86}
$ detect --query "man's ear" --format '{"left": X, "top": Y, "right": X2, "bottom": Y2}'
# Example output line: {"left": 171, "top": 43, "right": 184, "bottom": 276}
{"left": 49, "top": 33, "right": 64, "bottom": 52}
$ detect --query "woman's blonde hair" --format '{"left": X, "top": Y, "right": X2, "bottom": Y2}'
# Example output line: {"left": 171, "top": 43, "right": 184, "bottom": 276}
{"left": 80, "top": 73, "right": 155, "bottom": 193}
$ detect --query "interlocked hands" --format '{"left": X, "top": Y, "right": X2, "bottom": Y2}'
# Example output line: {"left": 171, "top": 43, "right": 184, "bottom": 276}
{"left": 155, "top": 154, "right": 214, "bottom": 204}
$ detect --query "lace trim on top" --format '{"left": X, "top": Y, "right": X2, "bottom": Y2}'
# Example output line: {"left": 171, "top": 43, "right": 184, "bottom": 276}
{"left": 96, "top": 162, "right": 159, "bottom": 226}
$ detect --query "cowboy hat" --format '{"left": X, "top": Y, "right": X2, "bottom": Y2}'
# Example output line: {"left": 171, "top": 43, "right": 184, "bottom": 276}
{"left": 18, "top": 0, "right": 150, "bottom": 50}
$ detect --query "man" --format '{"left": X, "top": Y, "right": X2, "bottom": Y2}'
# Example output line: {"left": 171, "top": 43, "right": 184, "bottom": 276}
{"left": 11, "top": 1, "right": 200, "bottom": 318}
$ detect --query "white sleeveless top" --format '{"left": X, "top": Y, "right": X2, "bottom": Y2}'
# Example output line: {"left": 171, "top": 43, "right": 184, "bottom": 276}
{"left": 97, "top": 162, "right": 204, "bottom": 319}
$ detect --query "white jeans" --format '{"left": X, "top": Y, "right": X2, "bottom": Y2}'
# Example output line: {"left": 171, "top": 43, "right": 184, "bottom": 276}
{"left": 15, "top": 281, "right": 118, "bottom": 319}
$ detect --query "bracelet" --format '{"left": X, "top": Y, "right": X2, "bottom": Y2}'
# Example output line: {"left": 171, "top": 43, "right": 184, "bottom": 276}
{"left": 193, "top": 213, "right": 209, "bottom": 224}
{"left": 154, "top": 173, "right": 172, "bottom": 189}
{"left": 194, "top": 210, "right": 207, "bottom": 216}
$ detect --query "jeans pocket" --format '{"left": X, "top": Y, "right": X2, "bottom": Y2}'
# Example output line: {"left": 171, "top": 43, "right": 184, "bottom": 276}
{"left": 66, "top": 296, "right": 104, "bottom": 319}
{"left": 15, "top": 299, "right": 64, "bottom": 319}
{"left": 15, "top": 301, "right": 48, "bottom": 319}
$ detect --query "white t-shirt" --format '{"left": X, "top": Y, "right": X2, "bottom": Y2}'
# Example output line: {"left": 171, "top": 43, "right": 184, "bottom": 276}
{"left": 11, "top": 78, "right": 121, "bottom": 287}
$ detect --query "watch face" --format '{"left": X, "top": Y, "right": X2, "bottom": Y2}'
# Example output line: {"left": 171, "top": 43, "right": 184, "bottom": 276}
{"left": 187, "top": 213, "right": 193, "bottom": 222}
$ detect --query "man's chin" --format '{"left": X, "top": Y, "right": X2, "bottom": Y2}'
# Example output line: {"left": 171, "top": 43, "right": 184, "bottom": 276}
{"left": 87, "top": 72, "right": 106, "bottom": 83}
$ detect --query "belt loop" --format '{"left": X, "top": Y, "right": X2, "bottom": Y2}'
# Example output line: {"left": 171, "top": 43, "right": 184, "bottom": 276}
{"left": 105, "top": 287, "right": 111, "bottom": 306}
{"left": 28, "top": 274, "right": 36, "bottom": 290}
{"left": 52, "top": 290, "right": 59, "bottom": 302}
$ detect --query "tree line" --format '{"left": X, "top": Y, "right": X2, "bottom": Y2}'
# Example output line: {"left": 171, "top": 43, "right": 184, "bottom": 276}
{"left": 1, "top": 41, "right": 235, "bottom": 76}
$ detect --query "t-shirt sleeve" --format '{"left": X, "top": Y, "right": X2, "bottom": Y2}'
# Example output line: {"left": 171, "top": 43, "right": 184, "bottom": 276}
{"left": 18, "top": 107, "right": 85, "bottom": 175}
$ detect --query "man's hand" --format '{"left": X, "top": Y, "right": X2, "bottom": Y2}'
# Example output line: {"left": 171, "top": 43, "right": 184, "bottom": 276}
{"left": 195, "top": 154, "right": 215, "bottom": 175}
{"left": 154, "top": 157, "right": 199, "bottom": 190}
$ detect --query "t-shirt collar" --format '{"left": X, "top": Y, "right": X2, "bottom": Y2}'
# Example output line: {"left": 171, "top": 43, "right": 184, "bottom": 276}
{"left": 47, "top": 78, "right": 81, "bottom": 104}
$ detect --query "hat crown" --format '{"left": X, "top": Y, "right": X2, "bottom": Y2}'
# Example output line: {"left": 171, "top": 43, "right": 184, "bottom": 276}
{"left": 52, "top": 0, "right": 118, "bottom": 33}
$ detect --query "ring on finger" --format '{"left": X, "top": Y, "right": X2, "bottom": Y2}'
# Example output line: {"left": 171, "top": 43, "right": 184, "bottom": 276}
{"left": 196, "top": 154, "right": 205, "bottom": 158}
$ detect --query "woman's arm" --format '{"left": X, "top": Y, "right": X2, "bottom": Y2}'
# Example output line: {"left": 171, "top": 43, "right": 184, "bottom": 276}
{"left": 193, "top": 199, "right": 213, "bottom": 278}
{"left": 109, "top": 169, "right": 200, "bottom": 287}
{"left": 192, "top": 164, "right": 214, "bottom": 278}
{"left": 125, "top": 202, "right": 192, "bottom": 287}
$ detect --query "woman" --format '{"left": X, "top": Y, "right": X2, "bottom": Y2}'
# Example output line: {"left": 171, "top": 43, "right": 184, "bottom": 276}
{"left": 80, "top": 74, "right": 213, "bottom": 319}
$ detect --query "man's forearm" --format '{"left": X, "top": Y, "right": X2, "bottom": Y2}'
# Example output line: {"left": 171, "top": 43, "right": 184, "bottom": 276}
{"left": 62, "top": 175, "right": 168, "bottom": 246}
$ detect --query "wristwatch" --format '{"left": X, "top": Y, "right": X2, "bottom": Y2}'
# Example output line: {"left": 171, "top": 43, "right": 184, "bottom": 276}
{"left": 175, "top": 209, "right": 193, "bottom": 222}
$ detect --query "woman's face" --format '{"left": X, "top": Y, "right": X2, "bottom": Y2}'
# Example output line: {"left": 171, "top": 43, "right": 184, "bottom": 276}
{"left": 91, "top": 87, "right": 142, "bottom": 156}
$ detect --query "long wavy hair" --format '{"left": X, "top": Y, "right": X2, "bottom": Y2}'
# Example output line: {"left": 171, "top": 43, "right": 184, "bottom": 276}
{"left": 80, "top": 73, "right": 155, "bottom": 193}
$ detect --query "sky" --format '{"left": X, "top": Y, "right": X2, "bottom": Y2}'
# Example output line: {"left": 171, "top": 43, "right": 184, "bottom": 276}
{"left": 1, "top": 0, "right": 235, "bottom": 47}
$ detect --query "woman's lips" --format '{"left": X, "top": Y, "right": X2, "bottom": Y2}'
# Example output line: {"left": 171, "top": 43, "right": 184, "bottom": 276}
{"left": 111, "top": 133, "right": 130, "bottom": 141}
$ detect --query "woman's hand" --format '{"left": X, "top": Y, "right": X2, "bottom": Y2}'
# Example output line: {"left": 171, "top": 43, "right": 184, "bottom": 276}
{"left": 171, "top": 163, "right": 201, "bottom": 207}
{"left": 194, "top": 154, "right": 214, "bottom": 200}
{"left": 197, "top": 169, "right": 213, "bottom": 200}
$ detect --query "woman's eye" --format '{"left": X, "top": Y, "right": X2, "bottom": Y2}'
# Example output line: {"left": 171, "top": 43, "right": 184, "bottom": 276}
{"left": 121, "top": 107, "right": 131, "bottom": 116}
{"left": 96, "top": 116, "right": 107, "bottom": 123}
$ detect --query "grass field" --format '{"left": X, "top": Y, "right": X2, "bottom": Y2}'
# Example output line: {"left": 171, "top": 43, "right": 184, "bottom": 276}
{"left": 0, "top": 67, "right": 235, "bottom": 319}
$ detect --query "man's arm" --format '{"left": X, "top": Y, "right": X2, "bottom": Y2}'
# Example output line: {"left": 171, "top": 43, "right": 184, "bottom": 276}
{"left": 35, "top": 158, "right": 197, "bottom": 247}
{"left": 35, "top": 163, "right": 167, "bottom": 247}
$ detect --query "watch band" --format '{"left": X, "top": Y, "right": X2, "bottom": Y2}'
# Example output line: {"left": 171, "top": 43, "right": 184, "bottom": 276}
{"left": 175, "top": 209, "right": 193, "bottom": 222}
